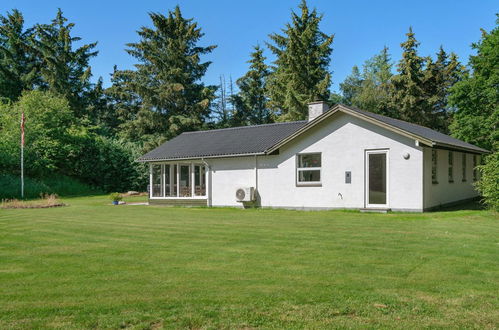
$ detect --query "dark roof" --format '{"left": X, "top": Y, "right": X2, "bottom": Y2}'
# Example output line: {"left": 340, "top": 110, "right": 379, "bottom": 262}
{"left": 139, "top": 104, "right": 488, "bottom": 162}
{"left": 339, "top": 105, "right": 488, "bottom": 153}
{"left": 138, "top": 120, "right": 308, "bottom": 161}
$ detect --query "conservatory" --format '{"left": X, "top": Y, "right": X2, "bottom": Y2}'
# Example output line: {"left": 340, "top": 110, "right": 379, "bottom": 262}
{"left": 149, "top": 162, "right": 207, "bottom": 201}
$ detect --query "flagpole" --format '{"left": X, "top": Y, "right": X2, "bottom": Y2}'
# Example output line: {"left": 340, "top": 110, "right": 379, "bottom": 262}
{"left": 21, "top": 111, "right": 24, "bottom": 199}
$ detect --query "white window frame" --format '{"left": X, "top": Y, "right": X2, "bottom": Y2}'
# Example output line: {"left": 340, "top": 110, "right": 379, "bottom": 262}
{"left": 365, "top": 149, "right": 390, "bottom": 208}
{"left": 149, "top": 161, "right": 208, "bottom": 199}
{"left": 296, "top": 152, "right": 322, "bottom": 186}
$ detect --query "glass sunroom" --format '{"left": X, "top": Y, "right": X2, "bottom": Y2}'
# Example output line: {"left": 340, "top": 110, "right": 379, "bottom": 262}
{"left": 149, "top": 162, "right": 207, "bottom": 199}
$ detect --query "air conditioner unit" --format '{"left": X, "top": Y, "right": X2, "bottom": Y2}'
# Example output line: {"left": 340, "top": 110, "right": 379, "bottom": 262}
{"left": 236, "top": 187, "right": 255, "bottom": 202}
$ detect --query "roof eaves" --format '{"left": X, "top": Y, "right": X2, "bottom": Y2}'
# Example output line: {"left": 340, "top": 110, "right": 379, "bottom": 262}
{"left": 137, "top": 151, "right": 266, "bottom": 163}
{"left": 432, "top": 142, "right": 489, "bottom": 154}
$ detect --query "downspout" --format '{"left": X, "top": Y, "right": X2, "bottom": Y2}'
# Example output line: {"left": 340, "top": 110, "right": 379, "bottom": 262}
{"left": 201, "top": 158, "right": 212, "bottom": 207}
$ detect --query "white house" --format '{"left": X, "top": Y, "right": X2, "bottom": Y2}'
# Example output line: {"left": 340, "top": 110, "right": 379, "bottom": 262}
{"left": 138, "top": 103, "right": 488, "bottom": 212}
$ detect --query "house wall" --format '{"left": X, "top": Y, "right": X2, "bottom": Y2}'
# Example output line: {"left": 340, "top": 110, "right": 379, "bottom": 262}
{"left": 208, "top": 112, "right": 424, "bottom": 211}
{"left": 422, "top": 148, "right": 480, "bottom": 210}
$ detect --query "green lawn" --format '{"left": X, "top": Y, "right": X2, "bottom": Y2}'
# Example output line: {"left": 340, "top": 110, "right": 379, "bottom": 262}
{"left": 0, "top": 196, "right": 498, "bottom": 329}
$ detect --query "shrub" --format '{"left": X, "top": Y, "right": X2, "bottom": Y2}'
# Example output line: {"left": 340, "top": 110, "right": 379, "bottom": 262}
{"left": 0, "top": 90, "right": 148, "bottom": 193}
{"left": 476, "top": 149, "right": 499, "bottom": 211}
{"left": 109, "top": 192, "right": 123, "bottom": 202}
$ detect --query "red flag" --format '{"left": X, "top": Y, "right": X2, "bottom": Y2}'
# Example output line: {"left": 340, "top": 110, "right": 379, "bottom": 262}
{"left": 21, "top": 112, "right": 25, "bottom": 146}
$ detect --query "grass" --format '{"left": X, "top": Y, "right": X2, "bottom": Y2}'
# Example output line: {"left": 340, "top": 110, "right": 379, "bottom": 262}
{"left": 0, "top": 196, "right": 497, "bottom": 329}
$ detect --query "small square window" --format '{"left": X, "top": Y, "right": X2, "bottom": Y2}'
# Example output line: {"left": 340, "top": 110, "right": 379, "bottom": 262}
{"left": 297, "top": 153, "right": 321, "bottom": 185}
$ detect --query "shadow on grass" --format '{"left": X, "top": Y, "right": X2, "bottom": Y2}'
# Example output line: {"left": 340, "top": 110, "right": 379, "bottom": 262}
{"left": 430, "top": 199, "right": 486, "bottom": 212}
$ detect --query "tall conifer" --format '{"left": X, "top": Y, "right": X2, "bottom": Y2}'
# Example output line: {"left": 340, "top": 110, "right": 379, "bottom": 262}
{"left": 266, "top": 0, "right": 334, "bottom": 121}
{"left": 112, "top": 6, "right": 216, "bottom": 142}
{"left": 231, "top": 45, "right": 271, "bottom": 126}
{"left": 0, "top": 10, "right": 38, "bottom": 101}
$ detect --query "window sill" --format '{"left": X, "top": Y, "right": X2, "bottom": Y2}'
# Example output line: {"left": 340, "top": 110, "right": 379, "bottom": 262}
{"left": 296, "top": 182, "right": 322, "bottom": 187}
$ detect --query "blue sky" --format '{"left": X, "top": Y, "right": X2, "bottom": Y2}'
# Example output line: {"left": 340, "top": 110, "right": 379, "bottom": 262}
{"left": 1, "top": 0, "right": 497, "bottom": 92}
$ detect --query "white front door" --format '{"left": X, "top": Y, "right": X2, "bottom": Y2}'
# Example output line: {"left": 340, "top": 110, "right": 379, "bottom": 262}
{"left": 365, "top": 150, "right": 389, "bottom": 208}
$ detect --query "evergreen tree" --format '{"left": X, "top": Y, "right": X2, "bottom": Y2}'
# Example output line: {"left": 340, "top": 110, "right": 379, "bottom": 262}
{"left": 34, "top": 9, "right": 98, "bottom": 117}
{"left": 0, "top": 10, "right": 39, "bottom": 101}
{"left": 341, "top": 47, "right": 394, "bottom": 116}
{"left": 422, "top": 47, "right": 466, "bottom": 132}
{"left": 339, "top": 65, "right": 362, "bottom": 106}
{"left": 449, "top": 17, "right": 498, "bottom": 151}
{"left": 112, "top": 6, "right": 216, "bottom": 142}
{"left": 389, "top": 27, "right": 429, "bottom": 125}
{"left": 266, "top": 0, "right": 334, "bottom": 121}
{"left": 231, "top": 45, "right": 271, "bottom": 126}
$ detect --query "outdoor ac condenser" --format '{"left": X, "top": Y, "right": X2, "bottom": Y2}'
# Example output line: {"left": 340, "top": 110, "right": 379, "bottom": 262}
{"left": 236, "top": 187, "right": 255, "bottom": 202}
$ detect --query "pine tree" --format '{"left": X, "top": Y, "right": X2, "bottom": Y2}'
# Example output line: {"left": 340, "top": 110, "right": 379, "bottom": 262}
{"left": 266, "top": 0, "right": 334, "bottom": 121}
{"left": 422, "top": 47, "right": 466, "bottom": 132}
{"left": 231, "top": 45, "right": 271, "bottom": 126}
{"left": 112, "top": 6, "right": 217, "bottom": 142}
{"left": 449, "top": 16, "right": 498, "bottom": 151}
{"left": 34, "top": 9, "right": 98, "bottom": 117}
{"left": 0, "top": 10, "right": 39, "bottom": 101}
{"left": 389, "top": 27, "right": 429, "bottom": 125}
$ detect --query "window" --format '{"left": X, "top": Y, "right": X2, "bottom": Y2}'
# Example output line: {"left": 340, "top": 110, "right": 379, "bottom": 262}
{"left": 448, "top": 151, "right": 454, "bottom": 183}
{"left": 431, "top": 150, "right": 438, "bottom": 184}
{"left": 462, "top": 153, "right": 467, "bottom": 182}
{"left": 151, "top": 164, "right": 163, "bottom": 197}
{"left": 194, "top": 165, "right": 206, "bottom": 196}
{"left": 297, "top": 153, "right": 321, "bottom": 185}
{"left": 179, "top": 165, "right": 192, "bottom": 197}
{"left": 150, "top": 163, "right": 206, "bottom": 198}
{"left": 473, "top": 155, "right": 479, "bottom": 181}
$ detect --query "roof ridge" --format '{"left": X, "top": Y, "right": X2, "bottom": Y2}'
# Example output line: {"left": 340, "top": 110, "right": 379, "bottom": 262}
{"left": 182, "top": 120, "right": 307, "bottom": 135}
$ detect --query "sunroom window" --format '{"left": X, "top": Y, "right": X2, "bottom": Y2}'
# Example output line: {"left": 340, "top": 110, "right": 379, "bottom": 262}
{"left": 297, "top": 153, "right": 321, "bottom": 185}
{"left": 150, "top": 163, "right": 206, "bottom": 198}
{"left": 151, "top": 164, "right": 163, "bottom": 197}
{"left": 194, "top": 165, "right": 206, "bottom": 196}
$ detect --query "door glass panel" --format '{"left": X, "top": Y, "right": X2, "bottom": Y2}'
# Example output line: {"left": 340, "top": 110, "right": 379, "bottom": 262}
{"left": 194, "top": 165, "right": 206, "bottom": 196}
{"left": 180, "top": 165, "right": 191, "bottom": 197}
{"left": 151, "top": 164, "right": 163, "bottom": 197}
{"left": 369, "top": 153, "right": 386, "bottom": 205}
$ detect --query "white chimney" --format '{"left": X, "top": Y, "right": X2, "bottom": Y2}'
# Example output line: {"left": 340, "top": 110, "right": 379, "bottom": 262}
{"left": 308, "top": 101, "right": 329, "bottom": 121}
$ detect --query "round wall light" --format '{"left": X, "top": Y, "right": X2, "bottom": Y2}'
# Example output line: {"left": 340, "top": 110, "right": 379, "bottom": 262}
{"left": 403, "top": 152, "right": 410, "bottom": 160}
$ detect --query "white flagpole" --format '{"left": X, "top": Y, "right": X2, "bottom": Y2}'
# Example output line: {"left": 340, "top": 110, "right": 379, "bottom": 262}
{"left": 21, "top": 138, "right": 24, "bottom": 199}
{"left": 21, "top": 112, "right": 24, "bottom": 199}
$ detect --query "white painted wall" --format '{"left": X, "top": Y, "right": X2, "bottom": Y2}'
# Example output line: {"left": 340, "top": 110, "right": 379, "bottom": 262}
{"left": 423, "top": 148, "right": 480, "bottom": 209}
{"left": 208, "top": 112, "right": 424, "bottom": 211}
